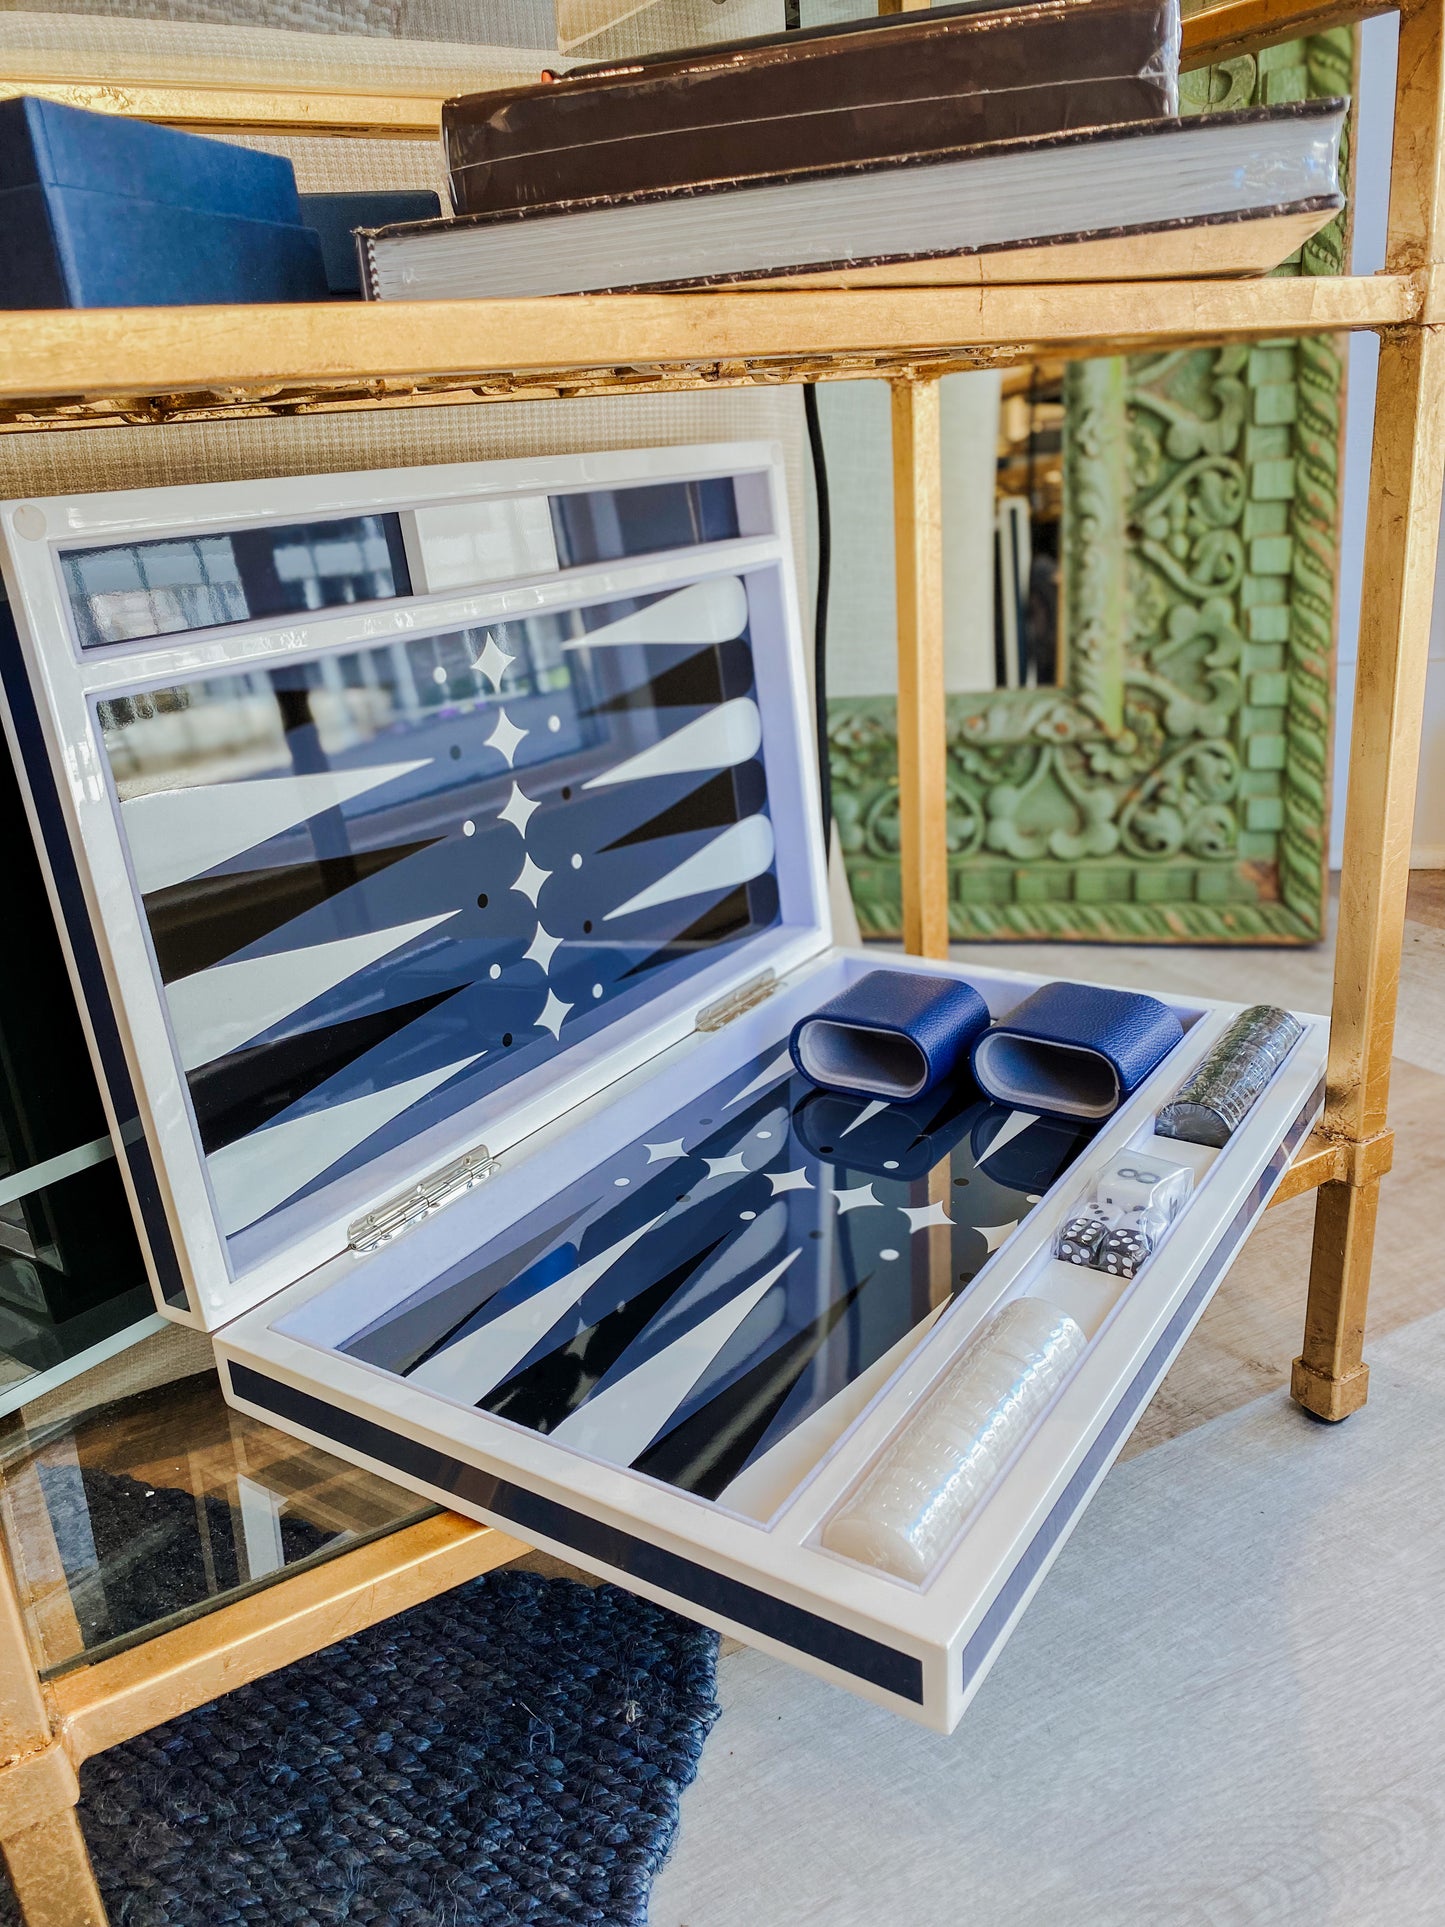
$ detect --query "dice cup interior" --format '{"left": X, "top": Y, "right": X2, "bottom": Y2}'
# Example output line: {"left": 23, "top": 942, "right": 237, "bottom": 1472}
{"left": 972, "top": 1034, "right": 1122, "bottom": 1119}
{"left": 971, "top": 982, "right": 1184, "bottom": 1123}
{"left": 789, "top": 970, "right": 990, "bottom": 1104}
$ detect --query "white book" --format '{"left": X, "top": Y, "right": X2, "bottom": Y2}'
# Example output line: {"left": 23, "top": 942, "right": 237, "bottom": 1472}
{"left": 360, "top": 100, "right": 1347, "bottom": 300}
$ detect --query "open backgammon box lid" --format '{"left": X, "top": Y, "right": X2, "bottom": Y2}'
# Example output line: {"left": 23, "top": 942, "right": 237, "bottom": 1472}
{"left": 0, "top": 444, "right": 1324, "bottom": 1730}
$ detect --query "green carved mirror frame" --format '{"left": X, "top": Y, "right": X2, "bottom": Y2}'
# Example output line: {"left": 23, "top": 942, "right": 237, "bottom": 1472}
{"left": 830, "top": 30, "right": 1352, "bottom": 944}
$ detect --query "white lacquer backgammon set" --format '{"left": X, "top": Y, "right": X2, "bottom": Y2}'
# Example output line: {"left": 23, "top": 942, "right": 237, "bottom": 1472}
{"left": 0, "top": 443, "right": 1324, "bottom": 1731}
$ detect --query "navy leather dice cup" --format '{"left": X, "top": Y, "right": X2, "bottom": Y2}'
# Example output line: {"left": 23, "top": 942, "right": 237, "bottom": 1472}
{"left": 970, "top": 981, "right": 1184, "bottom": 1122}
{"left": 789, "top": 969, "right": 990, "bottom": 1103}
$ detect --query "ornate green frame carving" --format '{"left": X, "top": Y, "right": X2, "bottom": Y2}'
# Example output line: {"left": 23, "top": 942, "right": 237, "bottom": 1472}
{"left": 830, "top": 29, "right": 1351, "bottom": 943}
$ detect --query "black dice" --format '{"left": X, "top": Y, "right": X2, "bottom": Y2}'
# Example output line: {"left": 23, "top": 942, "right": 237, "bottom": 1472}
{"left": 1054, "top": 1209, "right": 1113, "bottom": 1266}
{"left": 1097, "top": 1225, "right": 1153, "bottom": 1278}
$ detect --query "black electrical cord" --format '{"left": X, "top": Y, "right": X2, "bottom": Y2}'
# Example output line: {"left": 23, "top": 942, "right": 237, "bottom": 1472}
{"left": 803, "top": 382, "right": 833, "bottom": 855}
{"left": 786, "top": 4, "right": 830, "bottom": 857}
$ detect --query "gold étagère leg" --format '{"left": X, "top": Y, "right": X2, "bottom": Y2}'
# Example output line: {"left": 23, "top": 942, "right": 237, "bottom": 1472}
{"left": 1295, "top": 324, "right": 1445, "bottom": 1419}
{"left": 0, "top": 1539, "right": 105, "bottom": 1925}
{"left": 1294, "top": 0, "right": 1445, "bottom": 1420}
{"left": 891, "top": 377, "right": 951, "bottom": 960}
{"left": 3, "top": 1812, "right": 106, "bottom": 1927}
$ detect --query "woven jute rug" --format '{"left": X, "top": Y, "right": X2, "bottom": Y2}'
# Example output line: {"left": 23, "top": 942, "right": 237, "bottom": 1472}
{"left": 4, "top": 1544, "right": 719, "bottom": 1926}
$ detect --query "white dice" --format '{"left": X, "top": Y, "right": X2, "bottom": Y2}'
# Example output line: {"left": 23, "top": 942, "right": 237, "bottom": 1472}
{"left": 1092, "top": 1150, "right": 1193, "bottom": 1225}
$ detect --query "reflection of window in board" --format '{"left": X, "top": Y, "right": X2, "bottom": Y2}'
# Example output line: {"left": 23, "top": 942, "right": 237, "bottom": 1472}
{"left": 62, "top": 515, "right": 413, "bottom": 647}
{"left": 63, "top": 482, "right": 743, "bottom": 652}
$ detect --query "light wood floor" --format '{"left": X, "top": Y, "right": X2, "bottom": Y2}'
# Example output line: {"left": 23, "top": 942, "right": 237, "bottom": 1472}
{"left": 655, "top": 1301, "right": 1445, "bottom": 1927}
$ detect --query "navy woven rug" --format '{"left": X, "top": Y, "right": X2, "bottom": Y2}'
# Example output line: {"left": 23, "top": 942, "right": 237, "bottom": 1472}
{"left": 3, "top": 1498, "right": 719, "bottom": 1927}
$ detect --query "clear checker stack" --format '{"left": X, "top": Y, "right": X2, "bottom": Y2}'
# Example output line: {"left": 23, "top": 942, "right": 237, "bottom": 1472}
{"left": 0, "top": 444, "right": 1325, "bottom": 1731}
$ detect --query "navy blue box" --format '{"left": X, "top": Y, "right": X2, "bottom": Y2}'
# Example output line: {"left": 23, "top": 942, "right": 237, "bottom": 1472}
{"left": 0, "top": 96, "right": 329, "bottom": 308}
{"left": 299, "top": 191, "right": 442, "bottom": 295}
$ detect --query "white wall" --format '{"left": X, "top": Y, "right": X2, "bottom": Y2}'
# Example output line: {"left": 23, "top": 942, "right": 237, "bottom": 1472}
{"left": 813, "top": 373, "right": 1003, "bottom": 699}
{"left": 1333, "top": 14, "right": 1445, "bottom": 865}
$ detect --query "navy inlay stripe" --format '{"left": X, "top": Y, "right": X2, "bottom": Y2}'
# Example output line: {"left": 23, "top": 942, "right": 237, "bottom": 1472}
{"left": 0, "top": 604, "right": 189, "bottom": 1309}
{"left": 226, "top": 1360, "right": 925, "bottom": 1704}
{"left": 960, "top": 1079, "right": 1325, "bottom": 1693}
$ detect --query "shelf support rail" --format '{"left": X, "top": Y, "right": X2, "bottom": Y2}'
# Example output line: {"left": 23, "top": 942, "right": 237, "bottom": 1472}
{"left": 1294, "top": 0, "right": 1445, "bottom": 1419}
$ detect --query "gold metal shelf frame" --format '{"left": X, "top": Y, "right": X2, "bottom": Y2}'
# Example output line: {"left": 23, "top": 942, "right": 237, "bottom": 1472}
{"left": 0, "top": 274, "right": 1420, "bottom": 429}
{"left": 0, "top": 0, "right": 1441, "bottom": 1914}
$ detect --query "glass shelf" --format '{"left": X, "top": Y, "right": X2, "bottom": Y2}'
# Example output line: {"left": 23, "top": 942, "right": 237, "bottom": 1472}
{"left": 0, "top": 1341, "right": 434, "bottom": 1680}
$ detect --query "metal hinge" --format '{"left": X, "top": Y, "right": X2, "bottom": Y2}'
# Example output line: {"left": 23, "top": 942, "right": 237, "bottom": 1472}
{"left": 697, "top": 969, "right": 777, "bottom": 1032}
{"left": 347, "top": 1145, "right": 497, "bottom": 1255}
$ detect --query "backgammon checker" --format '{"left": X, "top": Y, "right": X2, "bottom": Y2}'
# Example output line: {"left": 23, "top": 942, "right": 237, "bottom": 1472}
{"left": 0, "top": 445, "right": 1326, "bottom": 1731}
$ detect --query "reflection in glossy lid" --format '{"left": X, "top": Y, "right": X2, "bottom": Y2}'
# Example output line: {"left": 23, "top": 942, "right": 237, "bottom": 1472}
{"left": 338, "top": 1045, "right": 1097, "bottom": 1522}
{"left": 98, "top": 569, "right": 781, "bottom": 1264}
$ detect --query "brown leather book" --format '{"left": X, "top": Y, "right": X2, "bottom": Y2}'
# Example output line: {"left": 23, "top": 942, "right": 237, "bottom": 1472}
{"left": 361, "top": 100, "right": 1346, "bottom": 301}
{"left": 443, "top": 0, "right": 1180, "bottom": 218}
